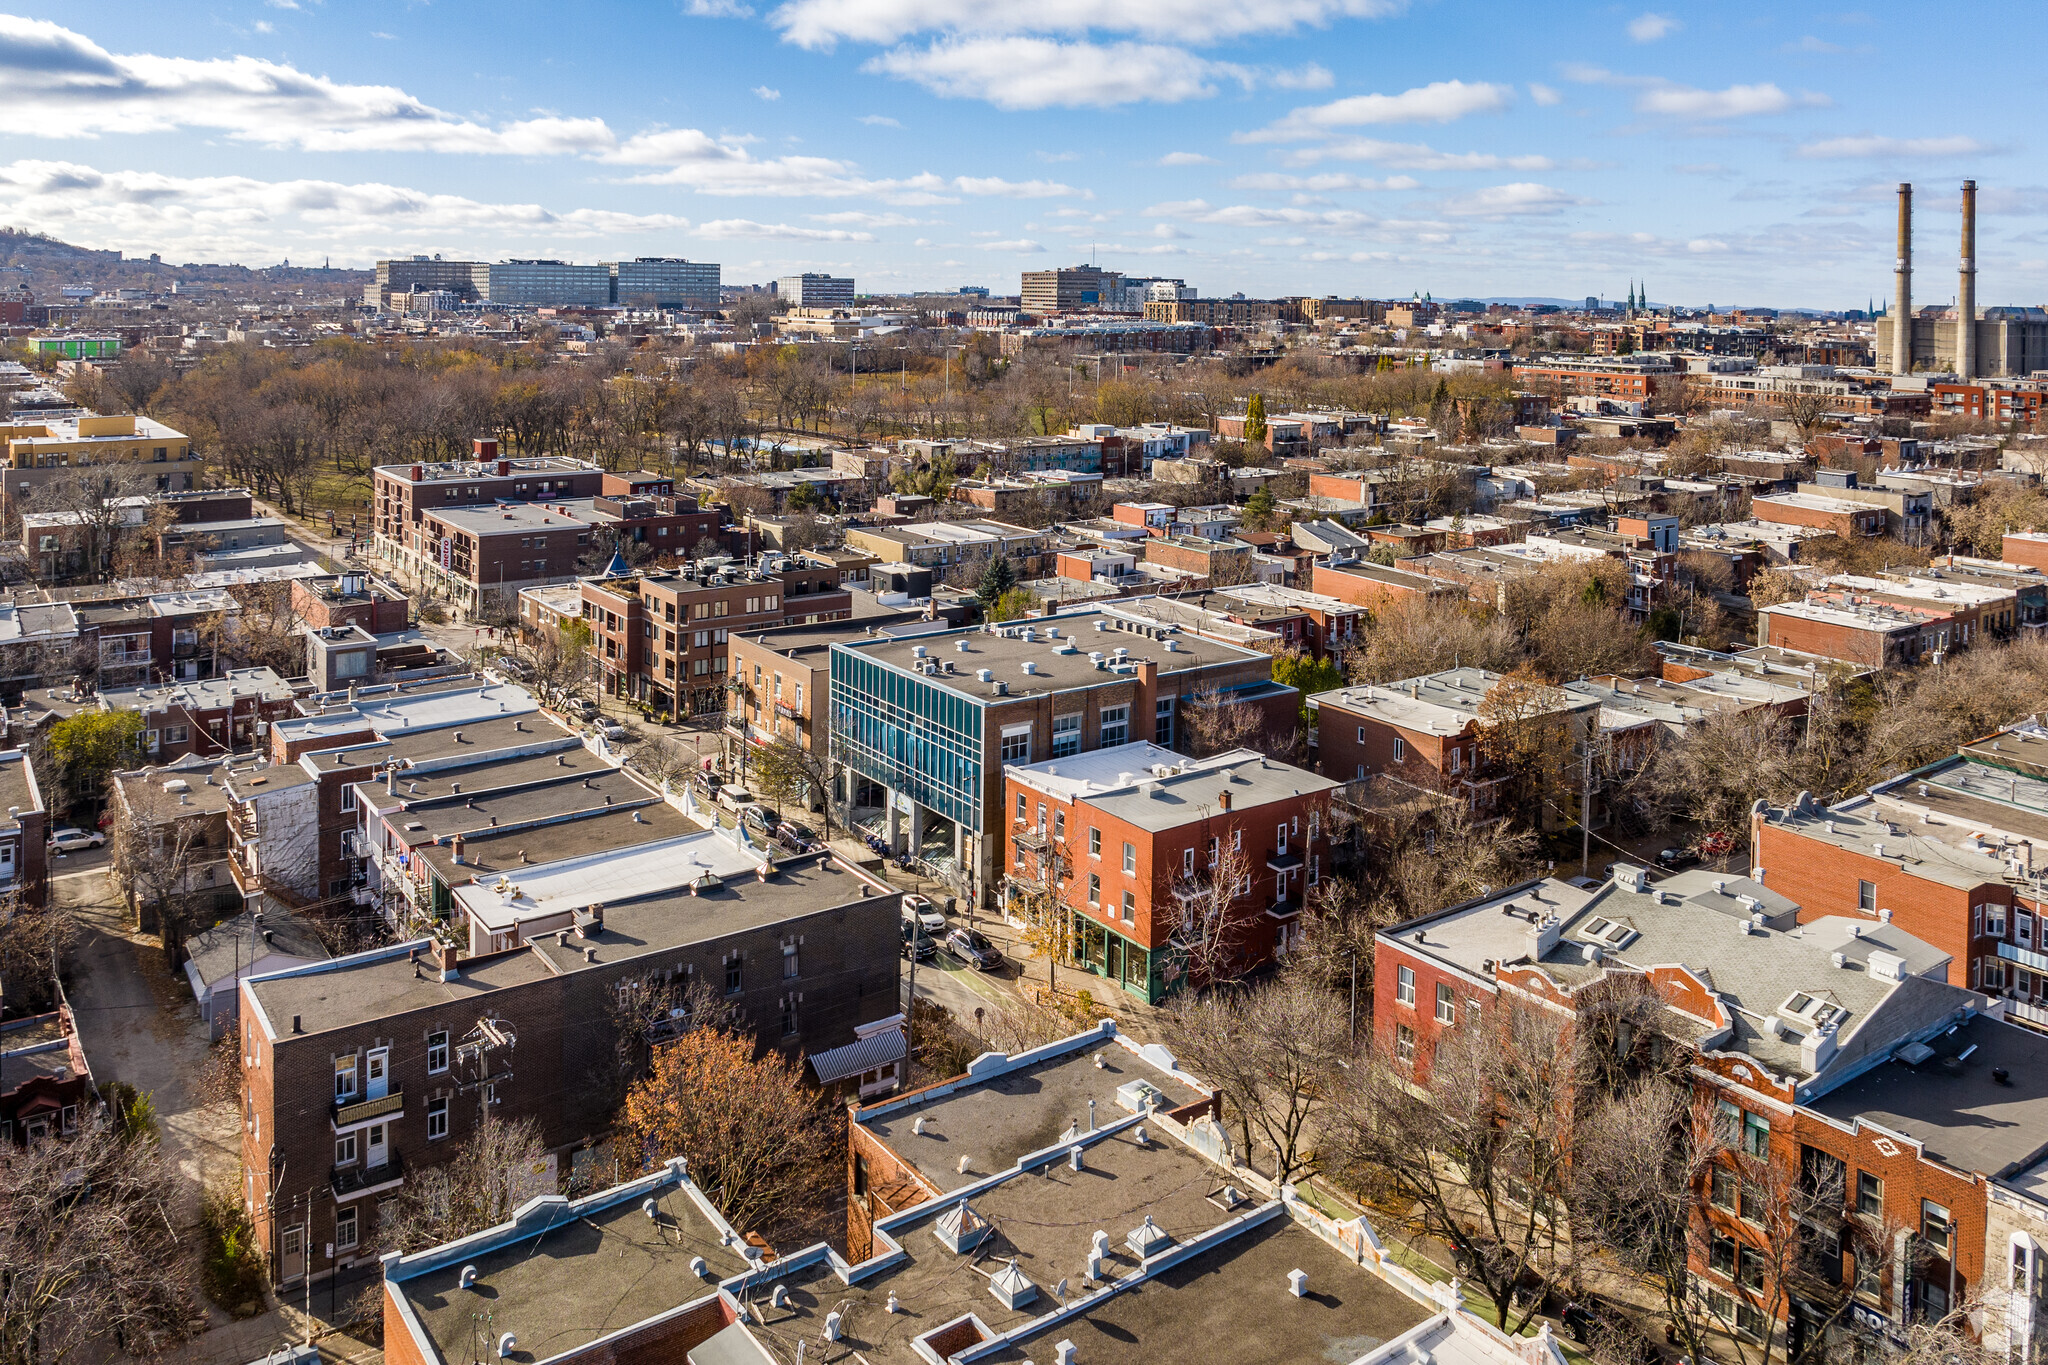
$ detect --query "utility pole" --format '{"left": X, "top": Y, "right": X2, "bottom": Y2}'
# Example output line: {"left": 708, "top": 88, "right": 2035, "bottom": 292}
{"left": 1579, "top": 736, "right": 1597, "bottom": 877}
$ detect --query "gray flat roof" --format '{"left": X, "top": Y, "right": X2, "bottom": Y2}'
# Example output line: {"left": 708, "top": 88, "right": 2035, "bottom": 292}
{"left": 245, "top": 945, "right": 554, "bottom": 1039}
{"left": 837, "top": 608, "right": 1274, "bottom": 702}
{"left": 1807, "top": 1015, "right": 2048, "bottom": 1181}
{"left": 400, "top": 1176, "right": 748, "bottom": 1363}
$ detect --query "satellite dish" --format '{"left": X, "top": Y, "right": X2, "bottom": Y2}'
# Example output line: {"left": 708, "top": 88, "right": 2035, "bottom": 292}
{"left": 1053, "top": 1278, "right": 1069, "bottom": 1303}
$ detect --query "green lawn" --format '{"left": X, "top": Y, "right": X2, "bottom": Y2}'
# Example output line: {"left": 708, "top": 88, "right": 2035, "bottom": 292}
{"left": 292, "top": 468, "right": 376, "bottom": 528}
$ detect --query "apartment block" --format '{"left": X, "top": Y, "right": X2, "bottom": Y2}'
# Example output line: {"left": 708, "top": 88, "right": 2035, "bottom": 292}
{"left": 578, "top": 554, "right": 850, "bottom": 720}
{"left": 1006, "top": 743, "right": 1337, "bottom": 1000}
{"left": 831, "top": 609, "right": 1296, "bottom": 908}
{"left": 606, "top": 257, "right": 719, "bottom": 309}
{"left": 775, "top": 273, "right": 854, "bottom": 308}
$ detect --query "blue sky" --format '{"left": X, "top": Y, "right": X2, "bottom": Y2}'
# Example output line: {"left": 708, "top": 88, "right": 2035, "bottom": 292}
{"left": 0, "top": 2, "right": 2039, "bottom": 307}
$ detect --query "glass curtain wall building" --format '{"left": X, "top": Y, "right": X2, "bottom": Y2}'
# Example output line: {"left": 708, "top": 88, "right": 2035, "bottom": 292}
{"left": 830, "top": 648, "right": 983, "bottom": 839}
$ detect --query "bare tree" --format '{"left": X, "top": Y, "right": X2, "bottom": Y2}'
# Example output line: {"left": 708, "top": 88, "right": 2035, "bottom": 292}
{"left": 1347, "top": 594, "right": 1524, "bottom": 685}
{"left": 108, "top": 774, "right": 207, "bottom": 936}
{"left": 1159, "top": 967, "right": 1349, "bottom": 1185}
{"left": 374, "top": 1112, "right": 552, "bottom": 1256}
{"left": 747, "top": 729, "right": 840, "bottom": 843}
{"left": 507, "top": 617, "right": 595, "bottom": 712}
{"left": 1328, "top": 991, "right": 1581, "bottom": 1335}
{"left": 1162, "top": 838, "right": 1259, "bottom": 991}
{"left": 0, "top": 891, "right": 74, "bottom": 1014}
{"left": 1179, "top": 686, "right": 1261, "bottom": 758}
{"left": 0, "top": 1111, "right": 199, "bottom": 1365}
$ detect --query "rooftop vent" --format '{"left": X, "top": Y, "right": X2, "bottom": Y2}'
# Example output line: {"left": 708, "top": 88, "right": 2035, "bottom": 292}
{"left": 988, "top": 1259, "right": 1037, "bottom": 1310}
{"left": 933, "top": 1201, "right": 991, "bottom": 1254}
{"left": 1127, "top": 1215, "right": 1173, "bottom": 1259}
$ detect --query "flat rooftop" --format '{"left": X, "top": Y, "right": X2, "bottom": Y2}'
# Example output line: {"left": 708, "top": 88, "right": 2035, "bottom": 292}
{"left": 428, "top": 498, "right": 608, "bottom": 535}
{"left": 1807, "top": 1014, "right": 2048, "bottom": 1184}
{"left": 1010, "top": 745, "right": 1337, "bottom": 834}
{"left": 836, "top": 608, "right": 1275, "bottom": 701}
{"left": 396, "top": 1167, "right": 749, "bottom": 1365}
{"left": 245, "top": 941, "right": 556, "bottom": 1040}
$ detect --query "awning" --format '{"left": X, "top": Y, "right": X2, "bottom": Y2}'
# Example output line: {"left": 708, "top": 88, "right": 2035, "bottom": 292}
{"left": 809, "top": 1027, "right": 907, "bottom": 1085}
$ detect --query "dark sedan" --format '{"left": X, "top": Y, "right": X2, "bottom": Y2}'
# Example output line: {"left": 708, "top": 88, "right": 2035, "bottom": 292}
{"left": 900, "top": 921, "right": 937, "bottom": 962}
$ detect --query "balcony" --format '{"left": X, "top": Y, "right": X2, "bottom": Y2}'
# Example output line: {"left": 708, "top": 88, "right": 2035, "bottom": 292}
{"left": 330, "top": 1150, "right": 404, "bottom": 1201}
{"left": 333, "top": 1088, "right": 403, "bottom": 1128}
{"left": 774, "top": 700, "right": 803, "bottom": 723}
{"left": 1266, "top": 850, "right": 1304, "bottom": 873}
{"left": 1265, "top": 897, "right": 1302, "bottom": 921}
{"left": 1013, "top": 827, "right": 1049, "bottom": 853}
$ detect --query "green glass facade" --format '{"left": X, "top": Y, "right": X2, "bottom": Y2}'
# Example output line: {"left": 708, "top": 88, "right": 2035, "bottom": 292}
{"left": 830, "top": 647, "right": 983, "bottom": 833}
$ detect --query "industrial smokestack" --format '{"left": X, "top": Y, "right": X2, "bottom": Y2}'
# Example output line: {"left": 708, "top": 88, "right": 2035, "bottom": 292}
{"left": 1893, "top": 183, "right": 1913, "bottom": 376}
{"left": 1957, "top": 180, "right": 1977, "bottom": 380}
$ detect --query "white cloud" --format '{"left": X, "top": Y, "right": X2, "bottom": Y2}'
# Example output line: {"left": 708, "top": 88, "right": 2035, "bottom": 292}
{"left": 752, "top": 85, "right": 781, "bottom": 100}
{"left": 1148, "top": 222, "right": 1190, "bottom": 239}
{"left": 252, "top": 20, "right": 274, "bottom": 34}
{"left": 1435, "top": 181, "right": 1580, "bottom": 217}
{"left": 769, "top": 0, "right": 1403, "bottom": 50}
{"left": 977, "top": 238, "right": 1046, "bottom": 252}
{"left": 0, "top": 158, "right": 698, "bottom": 261}
{"left": 1034, "top": 150, "right": 1081, "bottom": 163}
{"left": 1143, "top": 197, "right": 1378, "bottom": 231}
{"left": 1565, "top": 66, "right": 1831, "bottom": 120}
{"left": 0, "top": 15, "right": 621, "bottom": 155}
{"left": 1637, "top": 82, "right": 1822, "bottom": 119}
{"left": 1795, "top": 134, "right": 1991, "bottom": 160}
{"left": 953, "top": 175, "right": 1084, "bottom": 198}
{"left": 697, "top": 218, "right": 874, "bottom": 240}
{"left": 1528, "top": 83, "right": 1561, "bottom": 106}
{"left": 1284, "top": 138, "right": 1555, "bottom": 171}
{"left": 1159, "top": 151, "right": 1219, "bottom": 166}
{"left": 1627, "top": 13, "right": 1679, "bottom": 42}
{"left": 867, "top": 37, "right": 1237, "bottom": 109}
{"left": 685, "top": 0, "right": 755, "bottom": 16}
{"left": 858, "top": 114, "right": 901, "bottom": 126}
{"left": 1243, "top": 80, "right": 1514, "bottom": 141}
{"left": 1270, "top": 63, "right": 1334, "bottom": 90}
{"left": 807, "top": 210, "right": 921, "bottom": 226}
{"left": 1230, "top": 171, "right": 1419, "bottom": 191}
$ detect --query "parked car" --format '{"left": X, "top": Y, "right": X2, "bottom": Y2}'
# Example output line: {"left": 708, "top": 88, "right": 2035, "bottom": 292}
{"left": 901, "top": 894, "right": 946, "bottom": 934}
{"left": 1559, "top": 1299, "right": 1660, "bottom": 1365}
{"left": 945, "top": 927, "right": 1004, "bottom": 971}
{"left": 47, "top": 827, "right": 104, "bottom": 853}
{"left": 740, "top": 804, "right": 775, "bottom": 834}
{"left": 775, "top": 820, "right": 819, "bottom": 852}
{"left": 694, "top": 770, "right": 723, "bottom": 796}
{"left": 572, "top": 698, "right": 601, "bottom": 719}
{"left": 598, "top": 721, "right": 628, "bottom": 741}
{"left": 1655, "top": 846, "right": 1700, "bottom": 870}
{"left": 900, "top": 920, "right": 937, "bottom": 962}
{"left": 715, "top": 786, "right": 759, "bottom": 814}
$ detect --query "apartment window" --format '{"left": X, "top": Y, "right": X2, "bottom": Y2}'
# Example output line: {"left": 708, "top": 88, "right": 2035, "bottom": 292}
{"left": 1276, "top": 822, "right": 1288, "bottom": 855}
{"left": 1449, "top": 746, "right": 1462, "bottom": 773}
{"left": 1117, "top": 890, "right": 1133, "bottom": 923}
{"left": 1740, "top": 1181, "right": 1767, "bottom": 1224}
{"left": 1207, "top": 836, "right": 1218, "bottom": 867}
{"left": 340, "top": 784, "right": 356, "bottom": 813}
{"left": 1985, "top": 904, "right": 2007, "bottom": 937}
{"left": 1309, "top": 855, "right": 1320, "bottom": 887}
{"left": 1855, "top": 1170, "right": 1884, "bottom": 1219}
{"left": 2023, "top": 912, "right": 2037, "bottom": 949}
{"left": 1233, "top": 828, "right": 1242, "bottom": 851}
{"left": 1858, "top": 879, "right": 1876, "bottom": 913}
{"left": 335, "top": 1206, "right": 358, "bottom": 1253}
{"left": 1391, "top": 736, "right": 1406, "bottom": 762}
{"left": 1709, "top": 1234, "right": 1736, "bottom": 1278}
{"left": 1436, "top": 983, "right": 1456, "bottom": 1024}
{"left": 1921, "top": 1200, "right": 1952, "bottom": 1257}
{"left": 335, "top": 1132, "right": 357, "bottom": 1166}
{"left": 1052, "top": 713, "right": 1081, "bottom": 757}
{"left": 1396, "top": 964, "right": 1416, "bottom": 1006}
{"left": 1308, "top": 811, "right": 1319, "bottom": 842}
{"left": 783, "top": 942, "right": 800, "bottom": 979}
{"left": 1394, "top": 1024, "right": 1415, "bottom": 1063}
{"left": 1054, "top": 810, "right": 1065, "bottom": 840}
{"left": 725, "top": 958, "right": 743, "bottom": 996}
{"left": 334, "top": 1055, "right": 357, "bottom": 1102}
{"left": 781, "top": 997, "right": 799, "bottom": 1037}
{"left": 1710, "top": 1166, "right": 1737, "bottom": 1212}
{"left": 1183, "top": 848, "right": 1195, "bottom": 877}
{"left": 427, "top": 1098, "right": 449, "bottom": 1141}
{"left": 1737, "top": 1246, "right": 1767, "bottom": 1292}
{"left": 1017, "top": 793, "right": 1028, "bottom": 822}
{"left": 1099, "top": 705, "right": 1129, "bottom": 748}
{"left": 1089, "top": 827, "right": 1101, "bottom": 857}
{"left": 1742, "top": 1110, "right": 1770, "bottom": 1157}
{"left": 1155, "top": 697, "right": 1175, "bottom": 746}
{"left": 1087, "top": 874, "right": 1100, "bottom": 905}
{"left": 1001, "top": 725, "right": 1031, "bottom": 762}
{"left": 1356, "top": 726, "right": 1365, "bottom": 743}
{"left": 1122, "top": 842, "right": 1136, "bottom": 874}
{"left": 694, "top": 630, "right": 710, "bottom": 648}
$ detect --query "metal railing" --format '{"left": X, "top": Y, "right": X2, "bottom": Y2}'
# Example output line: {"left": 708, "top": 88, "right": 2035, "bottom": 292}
{"left": 333, "top": 1089, "right": 403, "bottom": 1127}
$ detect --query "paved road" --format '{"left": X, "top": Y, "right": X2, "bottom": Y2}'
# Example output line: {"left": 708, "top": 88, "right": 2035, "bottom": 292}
{"left": 60, "top": 865, "right": 239, "bottom": 1239}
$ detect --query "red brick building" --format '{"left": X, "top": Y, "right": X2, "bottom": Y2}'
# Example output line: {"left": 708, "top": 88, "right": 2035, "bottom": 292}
{"left": 1005, "top": 742, "right": 1337, "bottom": 1000}
{"left": 292, "top": 572, "right": 411, "bottom": 636}
{"left": 1310, "top": 560, "right": 1465, "bottom": 613}
{"left": 1751, "top": 492, "right": 1888, "bottom": 539}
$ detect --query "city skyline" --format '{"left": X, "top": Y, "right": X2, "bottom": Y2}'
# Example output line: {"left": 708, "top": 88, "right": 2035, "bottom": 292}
{"left": 0, "top": 2, "right": 2038, "bottom": 306}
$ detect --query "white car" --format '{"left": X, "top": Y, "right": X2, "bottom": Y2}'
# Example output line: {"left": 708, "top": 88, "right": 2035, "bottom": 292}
{"left": 598, "top": 722, "right": 628, "bottom": 741}
{"left": 48, "top": 827, "right": 105, "bottom": 853}
{"left": 901, "top": 894, "right": 946, "bottom": 934}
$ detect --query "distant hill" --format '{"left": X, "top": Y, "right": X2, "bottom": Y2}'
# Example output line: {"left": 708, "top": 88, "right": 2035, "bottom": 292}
{"left": 0, "top": 227, "right": 367, "bottom": 298}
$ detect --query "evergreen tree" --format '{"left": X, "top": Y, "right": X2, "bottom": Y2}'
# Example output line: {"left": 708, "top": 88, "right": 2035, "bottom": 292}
{"left": 1243, "top": 485, "right": 1280, "bottom": 531}
{"left": 975, "top": 555, "right": 1016, "bottom": 609}
{"left": 1243, "top": 392, "right": 1268, "bottom": 445}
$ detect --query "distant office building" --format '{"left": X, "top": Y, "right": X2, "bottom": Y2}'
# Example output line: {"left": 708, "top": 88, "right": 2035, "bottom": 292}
{"left": 958, "top": 285, "right": 990, "bottom": 298}
{"left": 366, "top": 256, "right": 482, "bottom": 309}
{"left": 482, "top": 260, "right": 612, "bottom": 307}
{"left": 608, "top": 258, "right": 720, "bottom": 309}
{"left": 776, "top": 274, "right": 855, "bottom": 308}
{"left": 1020, "top": 266, "right": 1123, "bottom": 314}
